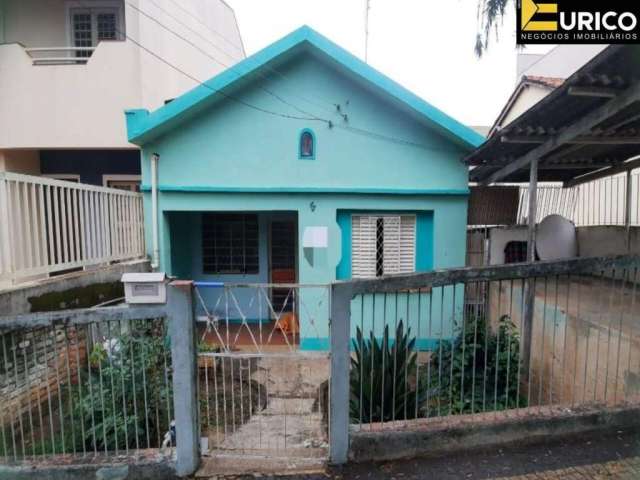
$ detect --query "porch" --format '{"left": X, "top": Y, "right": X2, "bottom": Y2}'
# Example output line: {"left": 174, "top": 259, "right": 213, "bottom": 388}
{"left": 167, "top": 211, "right": 316, "bottom": 351}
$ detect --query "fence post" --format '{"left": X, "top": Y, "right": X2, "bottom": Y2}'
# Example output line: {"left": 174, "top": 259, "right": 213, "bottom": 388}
{"left": 329, "top": 283, "right": 353, "bottom": 465}
{"left": 167, "top": 281, "right": 199, "bottom": 477}
{"left": 0, "top": 174, "right": 13, "bottom": 285}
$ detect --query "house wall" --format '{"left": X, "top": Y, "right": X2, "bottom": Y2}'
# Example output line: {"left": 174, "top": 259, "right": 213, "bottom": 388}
{"left": 501, "top": 84, "right": 551, "bottom": 128}
{"left": 156, "top": 193, "right": 467, "bottom": 349}
{"left": 136, "top": 51, "right": 470, "bottom": 349}
{"left": 0, "top": 0, "right": 244, "bottom": 149}
{"left": 139, "top": 55, "right": 469, "bottom": 193}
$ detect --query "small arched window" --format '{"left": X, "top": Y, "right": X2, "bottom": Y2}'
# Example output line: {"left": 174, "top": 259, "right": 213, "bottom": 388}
{"left": 299, "top": 129, "right": 315, "bottom": 159}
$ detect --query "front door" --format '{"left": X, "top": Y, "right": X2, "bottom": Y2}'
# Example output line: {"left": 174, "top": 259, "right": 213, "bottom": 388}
{"left": 269, "top": 219, "right": 297, "bottom": 313}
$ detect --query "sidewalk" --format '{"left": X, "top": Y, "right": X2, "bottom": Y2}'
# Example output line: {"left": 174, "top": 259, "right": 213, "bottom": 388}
{"left": 210, "top": 428, "right": 640, "bottom": 479}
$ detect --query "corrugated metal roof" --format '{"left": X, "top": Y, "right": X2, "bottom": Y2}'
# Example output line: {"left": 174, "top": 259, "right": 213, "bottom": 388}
{"left": 466, "top": 45, "right": 640, "bottom": 185}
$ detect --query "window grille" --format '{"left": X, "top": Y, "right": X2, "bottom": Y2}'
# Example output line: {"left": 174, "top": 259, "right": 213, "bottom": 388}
{"left": 71, "top": 7, "right": 122, "bottom": 58}
{"left": 202, "top": 214, "right": 259, "bottom": 274}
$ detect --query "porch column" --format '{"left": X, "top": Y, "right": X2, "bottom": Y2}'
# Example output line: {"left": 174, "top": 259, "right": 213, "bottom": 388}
{"left": 522, "top": 157, "right": 538, "bottom": 381}
{"left": 527, "top": 157, "right": 538, "bottom": 262}
{"left": 626, "top": 169, "right": 633, "bottom": 252}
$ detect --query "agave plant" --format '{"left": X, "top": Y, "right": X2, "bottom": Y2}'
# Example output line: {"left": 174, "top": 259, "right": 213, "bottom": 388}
{"left": 349, "top": 320, "right": 425, "bottom": 423}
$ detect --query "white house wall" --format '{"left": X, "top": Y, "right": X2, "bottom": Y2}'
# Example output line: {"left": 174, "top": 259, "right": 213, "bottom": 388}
{"left": 500, "top": 84, "right": 551, "bottom": 129}
{"left": 0, "top": 0, "right": 244, "bottom": 150}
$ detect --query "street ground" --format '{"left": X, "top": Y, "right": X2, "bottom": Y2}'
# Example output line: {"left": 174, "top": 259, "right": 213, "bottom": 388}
{"left": 208, "top": 427, "right": 640, "bottom": 479}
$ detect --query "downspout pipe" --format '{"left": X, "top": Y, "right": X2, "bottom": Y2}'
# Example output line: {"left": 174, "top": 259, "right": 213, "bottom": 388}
{"left": 151, "top": 153, "right": 160, "bottom": 270}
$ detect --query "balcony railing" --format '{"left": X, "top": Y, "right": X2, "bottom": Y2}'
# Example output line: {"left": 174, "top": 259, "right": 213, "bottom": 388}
{"left": 24, "top": 47, "right": 96, "bottom": 65}
{"left": 0, "top": 172, "right": 145, "bottom": 287}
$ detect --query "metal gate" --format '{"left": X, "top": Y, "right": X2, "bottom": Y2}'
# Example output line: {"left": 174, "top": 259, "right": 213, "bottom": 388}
{"left": 193, "top": 282, "right": 330, "bottom": 473}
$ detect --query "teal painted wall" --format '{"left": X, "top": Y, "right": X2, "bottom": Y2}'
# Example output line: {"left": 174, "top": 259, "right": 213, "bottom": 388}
{"left": 137, "top": 52, "right": 470, "bottom": 350}
{"left": 139, "top": 53, "right": 469, "bottom": 193}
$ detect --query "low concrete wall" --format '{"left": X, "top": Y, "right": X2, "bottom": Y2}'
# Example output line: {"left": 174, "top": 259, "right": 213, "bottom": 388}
{"left": 349, "top": 405, "right": 640, "bottom": 463}
{"left": 0, "top": 458, "right": 177, "bottom": 480}
{"left": 577, "top": 226, "right": 640, "bottom": 257}
{"left": 489, "top": 277, "right": 640, "bottom": 406}
{"left": 0, "top": 260, "right": 150, "bottom": 315}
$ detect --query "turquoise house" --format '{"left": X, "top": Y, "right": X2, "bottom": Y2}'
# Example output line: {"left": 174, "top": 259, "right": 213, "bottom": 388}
{"left": 125, "top": 26, "right": 483, "bottom": 350}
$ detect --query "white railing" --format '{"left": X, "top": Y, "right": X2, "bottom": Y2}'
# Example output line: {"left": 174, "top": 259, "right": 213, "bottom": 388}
{"left": 514, "top": 169, "right": 640, "bottom": 227}
{"left": 24, "top": 47, "right": 96, "bottom": 65}
{"left": 0, "top": 172, "right": 145, "bottom": 286}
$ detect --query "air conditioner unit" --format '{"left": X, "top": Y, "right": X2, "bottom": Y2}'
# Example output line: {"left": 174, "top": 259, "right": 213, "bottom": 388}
{"left": 121, "top": 272, "right": 167, "bottom": 304}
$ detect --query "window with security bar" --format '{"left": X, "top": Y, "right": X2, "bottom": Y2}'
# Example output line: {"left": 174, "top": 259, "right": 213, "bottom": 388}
{"left": 70, "top": 5, "right": 123, "bottom": 58}
{"left": 351, "top": 214, "right": 416, "bottom": 278}
{"left": 202, "top": 213, "right": 259, "bottom": 274}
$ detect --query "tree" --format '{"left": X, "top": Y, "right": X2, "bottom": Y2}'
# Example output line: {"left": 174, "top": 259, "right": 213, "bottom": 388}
{"left": 475, "top": 0, "right": 512, "bottom": 57}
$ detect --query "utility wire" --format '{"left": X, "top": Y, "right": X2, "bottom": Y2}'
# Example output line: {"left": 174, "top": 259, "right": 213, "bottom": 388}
{"left": 77, "top": 0, "right": 459, "bottom": 152}
{"left": 126, "top": 0, "right": 326, "bottom": 121}
{"left": 77, "top": 0, "right": 321, "bottom": 122}
{"left": 143, "top": 0, "right": 341, "bottom": 117}
{"left": 162, "top": 0, "right": 245, "bottom": 56}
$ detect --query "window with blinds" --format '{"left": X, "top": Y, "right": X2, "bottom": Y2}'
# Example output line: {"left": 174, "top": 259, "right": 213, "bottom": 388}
{"left": 351, "top": 214, "right": 416, "bottom": 278}
{"left": 202, "top": 214, "right": 259, "bottom": 274}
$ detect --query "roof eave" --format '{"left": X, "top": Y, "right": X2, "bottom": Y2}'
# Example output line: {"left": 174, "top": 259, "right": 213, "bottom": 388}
{"left": 125, "top": 25, "right": 484, "bottom": 150}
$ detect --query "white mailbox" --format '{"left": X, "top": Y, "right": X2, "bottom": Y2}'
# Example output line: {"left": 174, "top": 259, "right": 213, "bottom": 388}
{"left": 121, "top": 272, "right": 167, "bottom": 304}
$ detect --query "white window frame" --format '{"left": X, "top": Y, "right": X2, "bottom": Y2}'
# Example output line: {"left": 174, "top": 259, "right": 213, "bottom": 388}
{"left": 65, "top": 1, "right": 125, "bottom": 48}
{"left": 103, "top": 174, "right": 141, "bottom": 191}
{"left": 351, "top": 213, "right": 416, "bottom": 279}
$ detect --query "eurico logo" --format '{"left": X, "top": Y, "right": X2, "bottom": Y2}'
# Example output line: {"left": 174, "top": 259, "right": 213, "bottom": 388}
{"left": 517, "top": 0, "right": 640, "bottom": 44}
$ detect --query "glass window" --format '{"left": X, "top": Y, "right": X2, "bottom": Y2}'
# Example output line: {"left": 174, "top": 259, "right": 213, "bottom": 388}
{"left": 299, "top": 130, "right": 315, "bottom": 159}
{"left": 202, "top": 214, "right": 259, "bottom": 274}
{"left": 71, "top": 7, "right": 122, "bottom": 58}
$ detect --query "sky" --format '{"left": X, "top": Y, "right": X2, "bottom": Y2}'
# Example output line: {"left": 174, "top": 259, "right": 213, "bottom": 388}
{"left": 225, "top": 0, "right": 552, "bottom": 128}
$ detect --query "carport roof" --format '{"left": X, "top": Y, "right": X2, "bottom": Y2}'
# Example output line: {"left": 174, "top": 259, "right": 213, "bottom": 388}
{"left": 466, "top": 45, "right": 640, "bottom": 186}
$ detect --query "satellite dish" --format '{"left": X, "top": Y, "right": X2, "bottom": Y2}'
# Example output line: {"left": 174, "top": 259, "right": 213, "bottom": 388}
{"left": 536, "top": 214, "right": 577, "bottom": 261}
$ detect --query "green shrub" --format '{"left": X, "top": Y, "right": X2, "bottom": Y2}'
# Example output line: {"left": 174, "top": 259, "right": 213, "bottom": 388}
{"left": 71, "top": 326, "right": 173, "bottom": 452}
{"left": 426, "top": 313, "right": 523, "bottom": 416}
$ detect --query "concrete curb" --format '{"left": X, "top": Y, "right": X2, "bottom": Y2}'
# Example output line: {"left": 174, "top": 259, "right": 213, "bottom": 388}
{"left": 0, "top": 459, "right": 177, "bottom": 480}
{"left": 349, "top": 405, "right": 640, "bottom": 462}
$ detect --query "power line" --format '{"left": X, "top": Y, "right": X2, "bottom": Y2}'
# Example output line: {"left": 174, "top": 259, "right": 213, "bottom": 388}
{"left": 142, "top": 0, "right": 340, "bottom": 117}
{"left": 77, "top": 0, "right": 459, "bottom": 152}
{"left": 126, "top": 1, "right": 324, "bottom": 120}
{"left": 77, "top": 0, "right": 321, "bottom": 122}
{"left": 364, "top": 0, "right": 371, "bottom": 63}
{"left": 162, "top": 0, "right": 245, "bottom": 56}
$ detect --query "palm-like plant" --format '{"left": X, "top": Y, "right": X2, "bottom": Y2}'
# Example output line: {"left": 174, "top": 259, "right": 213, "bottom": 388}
{"left": 350, "top": 321, "right": 425, "bottom": 423}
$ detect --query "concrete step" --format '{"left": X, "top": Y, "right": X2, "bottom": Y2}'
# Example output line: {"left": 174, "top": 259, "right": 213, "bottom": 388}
{"left": 196, "top": 452, "right": 326, "bottom": 477}
{"left": 262, "top": 397, "right": 318, "bottom": 415}
{"left": 252, "top": 353, "right": 330, "bottom": 397}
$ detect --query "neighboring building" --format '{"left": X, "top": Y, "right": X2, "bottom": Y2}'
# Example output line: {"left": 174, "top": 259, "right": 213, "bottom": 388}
{"left": 0, "top": 0, "right": 244, "bottom": 190}
{"left": 125, "top": 26, "right": 483, "bottom": 348}
{"left": 489, "top": 45, "right": 607, "bottom": 138}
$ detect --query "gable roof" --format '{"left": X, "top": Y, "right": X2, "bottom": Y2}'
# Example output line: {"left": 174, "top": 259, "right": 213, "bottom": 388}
{"left": 125, "top": 25, "right": 484, "bottom": 149}
{"left": 488, "top": 75, "right": 564, "bottom": 138}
